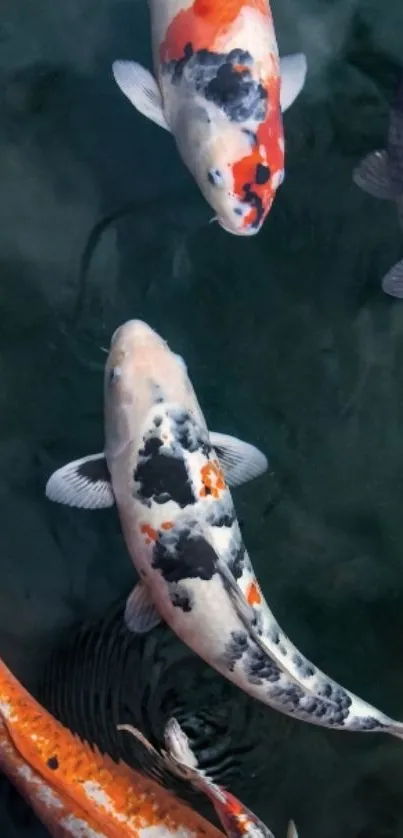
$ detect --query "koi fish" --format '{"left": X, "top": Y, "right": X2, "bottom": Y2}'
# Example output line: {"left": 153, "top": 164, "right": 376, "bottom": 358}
{"left": 0, "top": 654, "right": 225, "bottom": 838}
{"left": 353, "top": 72, "right": 403, "bottom": 297}
{"left": 118, "top": 717, "right": 298, "bottom": 838}
{"left": 46, "top": 320, "right": 403, "bottom": 740}
{"left": 111, "top": 0, "right": 307, "bottom": 236}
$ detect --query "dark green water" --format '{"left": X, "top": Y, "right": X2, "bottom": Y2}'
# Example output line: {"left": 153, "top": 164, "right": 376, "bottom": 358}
{"left": 2, "top": 0, "right": 403, "bottom": 835}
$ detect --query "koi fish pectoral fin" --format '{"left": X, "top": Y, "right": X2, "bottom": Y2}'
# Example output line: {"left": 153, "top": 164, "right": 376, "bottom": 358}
{"left": 381, "top": 257, "right": 403, "bottom": 299}
{"left": 209, "top": 432, "right": 268, "bottom": 487}
{"left": 279, "top": 53, "right": 307, "bottom": 112}
{"left": 287, "top": 821, "right": 298, "bottom": 838}
{"left": 124, "top": 581, "right": 162, "bottom": 633}
{"left": 45, "top": 453, "right": 115, "bottom": 509}
{"left": 353, "top": 150, "right": 400, "bottom": 199}
{"left": 112, "top": 60, "right": 171, "bottom": 131}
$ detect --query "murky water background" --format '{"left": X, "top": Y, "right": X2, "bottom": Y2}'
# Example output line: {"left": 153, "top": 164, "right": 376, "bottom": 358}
{"left": 2, "top": 0, "right": 403, "bottom": 835}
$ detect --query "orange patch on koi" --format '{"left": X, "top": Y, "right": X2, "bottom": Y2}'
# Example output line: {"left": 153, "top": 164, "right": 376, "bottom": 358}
{"left": 160, "top": 0, "right": 270, "bottom": 62}
{"left": 140, "top": 523, "right": 158, "bottom": 542}
{"left": 231, "top": 78, "right": 283, "bottom": 230}
{"left": 246, "top": 579, "right": 262, "bottom": 606}
{"left": 161, "top": 521, "right": 174, "bottom": 530}
{"left": 199, "top": 460, "right": 226, "bottom": 498}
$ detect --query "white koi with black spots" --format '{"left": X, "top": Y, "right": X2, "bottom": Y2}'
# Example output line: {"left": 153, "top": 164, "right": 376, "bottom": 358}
{"left": 46, "top": 320, "right": 403, "bottom": 741}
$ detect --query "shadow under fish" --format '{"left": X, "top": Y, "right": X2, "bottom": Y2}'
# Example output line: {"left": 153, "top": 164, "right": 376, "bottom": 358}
{"left": 353, "top": 71, "right": 403, "bottom": 298}
{"left": 37, "top": 594, "right": 292, "bottom": 815}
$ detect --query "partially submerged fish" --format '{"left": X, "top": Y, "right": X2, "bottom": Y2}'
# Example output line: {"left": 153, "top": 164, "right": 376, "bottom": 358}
{"left": 112, "top": 0, "right": 307, "bottom": 235}
{"left": 353, "top": 73, "right": 403, "bottom": 297}
{"left": 118, "top": 717, "right": 298, "bottom": 838}
{"left": 0, "top": 654, "right": 224, "bottom": 838}
{"left": 46, "top": 320, "right": 403, "bottom": 740}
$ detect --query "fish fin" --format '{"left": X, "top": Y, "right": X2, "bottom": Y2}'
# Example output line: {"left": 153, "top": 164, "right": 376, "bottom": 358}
{"left": 353, "top": 150, "right": 399, "bottom": 199}
{"left": 45, "top": 454, "right": 114, "bottom": 509}
{"left": 164, "top": 719, "right": 199, "bottom": 770}
{"left": 117, "top": 724, "right": 159, "bottom": 756}
{"left": 381, "top": 257, "right": 403, "bottom": 298}
{"left": 210, "top": 432, "right": 268, "bottom": 487}
{"left": 164, "top": 718, "right": 219, "bottom": 795}
{"left": 124, "top": 582, "right": 162, "bottom": 633}
{"left": 112, "top": 60, "right": 170, "bottom": 131}
{"left": 279, "top": 53, "right": 307, "bottom": 112}
{"left": 287, "top": 822, "right": 298, "bottom": 838}
{"left": 216, "top": 559, "right": 256, "bottom": 624}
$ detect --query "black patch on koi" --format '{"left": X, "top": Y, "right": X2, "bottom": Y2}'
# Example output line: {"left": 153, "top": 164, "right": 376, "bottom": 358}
{"left": 292, "top": 653, "right": 315, "bottom": 679}
{"left": 77, "top": 456, "right": 111, "bottom": 485}
{"left": 223, "top": 630, "right": 248, "bottom": 672}
{"left": 134, "top": 435, "right": 195, "bottom": 507}
{"left": 163, "top": 47, "right": 267, "bottom": 124}
{"left": 353, "top": 717, "right": 387, "bottom": 732}
{"left": 245, "top": 647, "right": 281, "bottom": 685}
{"left": 205, "top": 495, "right": 236, "bottom": 528}
{"left": 47, "top": 756, "right": 59, "bottom": 770}
{"left": 170, "top": 585, "right": 193, "bottom": 612}
{"left": 153, "top": 529, "right": 217, "bottom": 583}
{"left": 241, "top": 182, "right": 264, "bottom": 229}
{"left": 167, "top": 407, "right": 210, "bottom": 455}
{"left": 255, "top": 163, "right": 271, "bottom": 184}
{"left": 227, "top": 542, "right": 245, "bottom": 579}
{"left": 242, "top": 128, "right": 258, "bottom": 146}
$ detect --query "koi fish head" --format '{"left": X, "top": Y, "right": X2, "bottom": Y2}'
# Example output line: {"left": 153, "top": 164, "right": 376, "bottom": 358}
{"left": 174, "top": 97, "right": 284, "bottom": 236}
{"left": 104, "top": 320, "right": 205, "bottom": 459}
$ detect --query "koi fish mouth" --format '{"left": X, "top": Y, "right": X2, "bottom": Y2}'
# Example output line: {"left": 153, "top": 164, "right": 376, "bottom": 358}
{"left": 217, "top": 218, "right": 261, "bottom": 236}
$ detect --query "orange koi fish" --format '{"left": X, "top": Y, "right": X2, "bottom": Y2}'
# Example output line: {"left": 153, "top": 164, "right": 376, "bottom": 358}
{"left": 0, "top": 656, "right": 224, "bottom": 838}
{"left": 118, "top": 717, "right": 298, "bottom": 838}
{"left": 112, "top": 0, "right": 307, "bottom": 235}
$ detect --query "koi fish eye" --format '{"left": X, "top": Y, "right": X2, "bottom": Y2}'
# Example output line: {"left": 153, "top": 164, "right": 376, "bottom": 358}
{"left": 109, "top": 366, "right": 122, "bottom": 384}
{"left": 207, "top": 168, "right": 225, "bottom": 189}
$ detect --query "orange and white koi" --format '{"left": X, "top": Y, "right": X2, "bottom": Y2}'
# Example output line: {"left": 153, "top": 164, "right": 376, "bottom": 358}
{"left": 46, "top": 320, "right": 403, "bottom": 741}
{"left": 118, "top": 717, "right": 298, "bottom": 838}
{"left": 111, "top": 0, "right": 307, "bottom": 235}
{"left": 0, "top": 655, "right": 224, "bottom": 838}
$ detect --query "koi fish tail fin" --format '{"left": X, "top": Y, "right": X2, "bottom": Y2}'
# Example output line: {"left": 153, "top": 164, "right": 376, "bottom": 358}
{"left": 389, "top": 722, "right": 403, "bottom": 741}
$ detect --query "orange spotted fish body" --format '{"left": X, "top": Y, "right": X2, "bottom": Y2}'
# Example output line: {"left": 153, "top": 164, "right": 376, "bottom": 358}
{"left": 112, "top": 0, "right": 307, "bottom": 235}
{"left": 0, "top": 657, "right": 224, "bottom": 838}
{"left": 46, "top": 321, "right": 403, "bottom": 742}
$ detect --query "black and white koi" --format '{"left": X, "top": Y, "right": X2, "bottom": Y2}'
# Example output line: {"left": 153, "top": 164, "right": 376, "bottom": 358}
{"left": 46, "top": 320, "right": 403, "bottom": 742}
